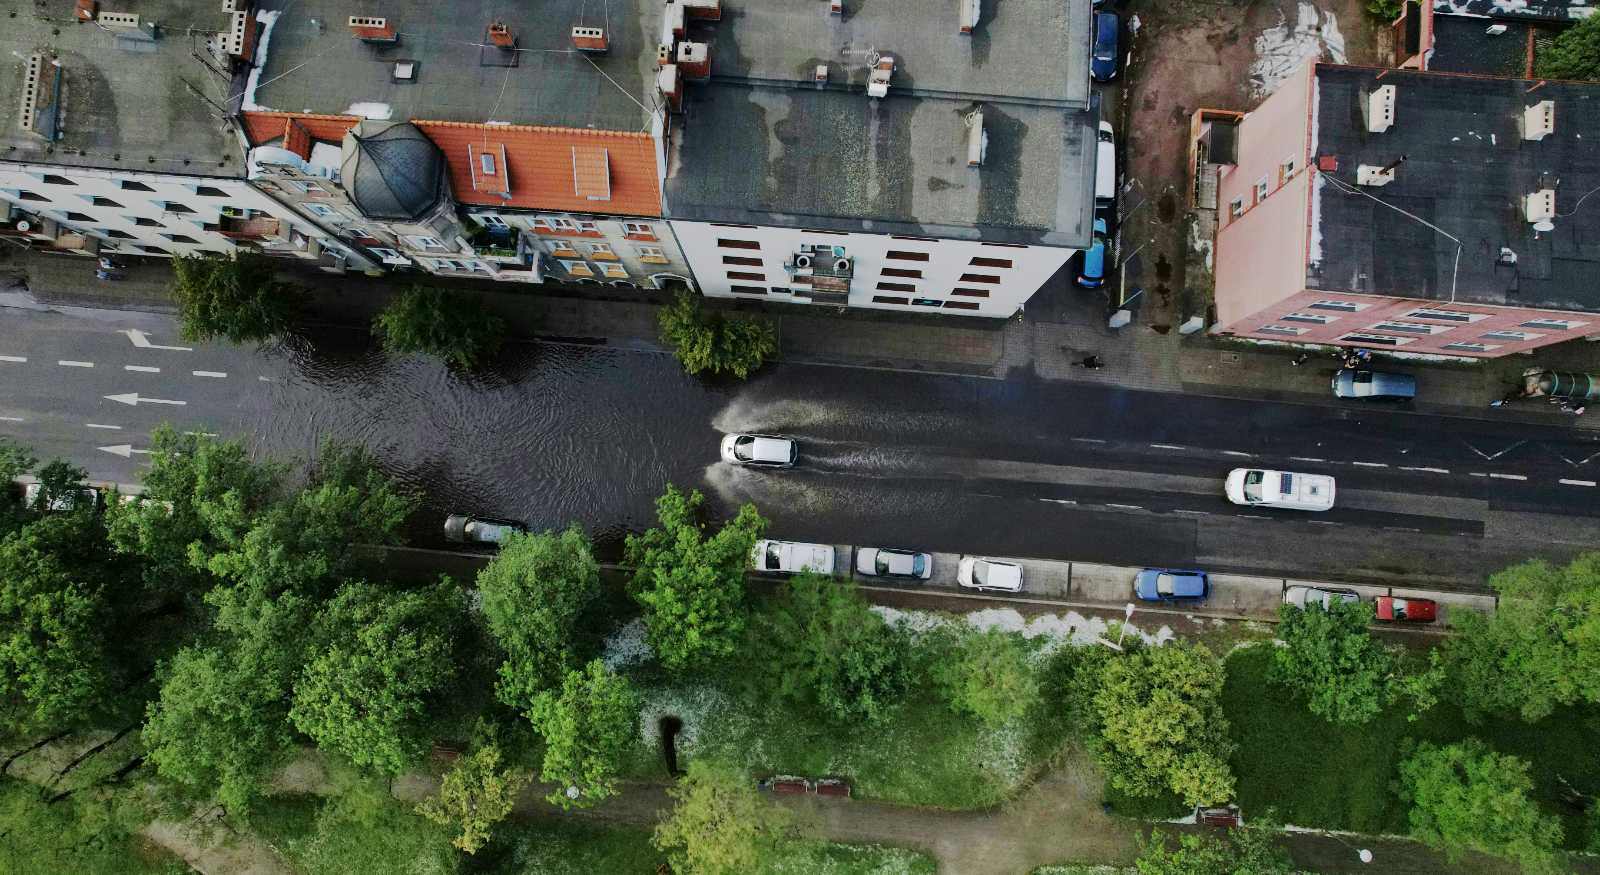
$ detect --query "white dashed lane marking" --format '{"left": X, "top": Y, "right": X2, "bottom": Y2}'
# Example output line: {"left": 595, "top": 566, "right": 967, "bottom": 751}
{"left": 1173, "top": 509, "right": 1210, "bottom": 516}
{"left": 1290, "top": 456, "right": 1325, "bottom": 463}
{"left": 1106, "top": 503, "right": 1143, "bottom": 511}
{"left": 1351, "top": 461, "right": 1388, "bottom": 468}
{"left": 0, "top": 416, "right": 23, "bottom": 422}
{"left": 1489, "top": 473, "right": 1528, "bottom": 481}
{"left": 1400, "top": 466, "right": 1450, "bottom": 474}
{"left": 1071, "top": 437, "right": 1106, "bottom": 444}
{"left": 1150, "top": 444, "right": 1186, "bottom": 451}
{"left": 0, "top": 356, "right": 26, "bottom": 363}
{"left": 192, "top": 370, "right": 228, "bottom": 378}
{"left": 85, "top": 423, "right": 122, "bottom": 430}
{"left": 1560, "top": 479, "right": 1597, "bottom": 487}
{"left": 58, "top": 360, "right": 93, "bottom": 368}
{"left": 124, "top": 365, "right": 161, "bottom": 373}
{"left": 1220, "top": 450, "right": 1253, "bottom": 458}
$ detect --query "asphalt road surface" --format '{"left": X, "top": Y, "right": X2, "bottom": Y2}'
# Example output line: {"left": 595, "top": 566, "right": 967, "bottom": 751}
{"left": 3, "top": 297, "right": 1599, "bottom": 590}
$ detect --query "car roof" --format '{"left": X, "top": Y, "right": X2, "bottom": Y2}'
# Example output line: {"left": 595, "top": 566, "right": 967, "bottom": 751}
{"left": 748, "top": 436, "right": 793, "bottom": 458}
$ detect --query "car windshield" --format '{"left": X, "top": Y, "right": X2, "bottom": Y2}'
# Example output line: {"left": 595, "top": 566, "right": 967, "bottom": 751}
{"left": 911, "top": 554, "right": 927, "bottom": 576}
{"left": 765, "top": 543, "right": 781, "bottom": 568}
{"left": 875, "top": 554, "right": 891, "bottom": 575}
{"left": 1242, "top": 470, "right": 1264, "bottom": 501}
{"left": 973, "top": 562, "right": 989, "bottom": 585}
{"left": 733, "top": 436, "right": 755, "bottom": 462}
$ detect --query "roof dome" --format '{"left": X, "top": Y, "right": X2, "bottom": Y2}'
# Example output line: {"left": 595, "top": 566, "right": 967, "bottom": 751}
{"left": 340, "top": 121, "right": 448, "bottom": 221}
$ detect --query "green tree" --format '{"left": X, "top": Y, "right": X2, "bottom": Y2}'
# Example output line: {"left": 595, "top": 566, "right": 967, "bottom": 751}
{"left": 477, "top": 525, "right": 599, "bottom": 713}
{"left": 414, "top": 742, "right": 529, "bottom": 854}
{"left": 373, "top": 286, "right": 507, "bottom": 371}
{"left": 751, "top": 573, "right": 908, "bottom": 725}
{"left": 1270, "top": 600, "right": 1394, "bottom": 725}
{"left": 528, "top": 659, "right": 639, "bottom": 809}
{"left": 1365, "top": 0, "right": 1403, "bottom": 21}
{"left": 171, "top": 252, "right": 308, "bottom": 344}
{"left": 1093, "top": 642, "right": 1236, "bottom": 807}
{"left": 1133, "top": 825, "right": 1298, "bottom": 875}
{"left": 29, "top": 459, "right": 89, "bottom": 513}
{"left": 289, "top": 581, "right": 464, "bottom": 776}
{"left": 657, "top": 289, "right": 778, "bottom": 380}
{"left": 0, "top": 518, "right": 111, "bottom": 731}
{"left": 654, "top": 759, "right": 791, "bottom": 875}
{"left": 1398, "top": 739, "right": 1564, "bottom": 872}
{"left": 0, "top": 439, "right": 35, "bottom": 531}
{"left": 625, "top": 485, "right": 766, "bottom": 673}
{"left": 933, "top": 627, "right": 1040, "bottom": 728}
{"left": 1538, "top": 15, "right": 1600, "bottom": 81}
{"left": 1443, "top": 554, "right": 1600, "bottom": 722}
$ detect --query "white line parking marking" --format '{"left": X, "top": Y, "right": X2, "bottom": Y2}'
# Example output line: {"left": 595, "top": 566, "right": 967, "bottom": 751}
{"left": 1106, "top": 503, "right": 1143, "bottom": 511}
{"left": 1290, "top": 456, "right": 1325, "bottom": 463}
{"left": 0, "top": 356, "right": 26, "bottom": 363}
{"left": 58, "top": 360, "right": 93, "bottom": 368}
{"left": 1560, "top": 479, "right": 1597, "bottom": 487}
{"left": 124, "top": 365, "right": 161, "bottom": 373}
{"left": 1150, "top": 444, "right": 1186, "bottom": 451}
{"left": 1220, "top": 450, "right": 1252, "bottom": 458}
{"left": 1400, "top": 466, "right": 1450, "bottom": 474}
{"left": 84, "top": 423, "right": 122, "bottom": 430}
{"left": 1351, "top": 461, "right": 1388, "bottom": 468}
{"left": 1489, "top": 473, "right": 1528, "bottom": 481}
{"left": 192, "top": 370, "right": 227, "bottom": 378}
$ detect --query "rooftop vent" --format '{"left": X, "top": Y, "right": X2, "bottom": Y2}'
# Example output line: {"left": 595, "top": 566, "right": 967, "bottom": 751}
{"left": 867, "top": 54, "right": 895, "bottom": 99}
{"left": 830, "top": 0, "right": 843, "bottom": 14}
{"left": 677, "top": 42, "right": 711, "bottom": 80}
{"left": 75, "top": 0, "right": 96, "bottom": 23}
{"left": 1485, "top": 23, "right": 1508, "bottom": 35}
{"left": 572, "top": 26, "right": 609, "bottom": 53}
{"left": 487, "top": 21, "right": 514, "bottom": 49}
{"left": 17, "top": 54, "right": 43, "bottom": 134}
{"left": 97, "top": 10, "right": 140, "bottom": 28}
{"left": 662, "top": 3, "right": 686, "bottom": 40}
{"left": 814, "top": 64, "right": 828, "bottom": 87}
{"left": 1524, "top": 189, "right": 1556, "bottom": 223}
{"left": 1364, "top": 84, "right": 1396, "bottom": 134}
{"left": 681, "top": 0, "right": 722, "bottom": 20}
{"left": 1522, "top": 100, "right": 1555, "bottom": 142}
{"left": 1356, "top": 164, "right": 1396, "bottom": 187}
{"left": 349, "top": 16, "right": 397, "bottom": 43}
{"left": 220, "top": 8, "right": 250, "bottom": 57}
{"left": 966, "top": 110, "right": 987, "bottom": 167}
{"left": 657, "top": 64, "right": 682, "bottom": 111}
{"left": 959, "top": 0, "right": 980, "bottom": 33}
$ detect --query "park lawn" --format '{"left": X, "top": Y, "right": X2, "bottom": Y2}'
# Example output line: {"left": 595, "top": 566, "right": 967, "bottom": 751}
{"left": 252, "top": 792, "right": 460, "bottom": 875}
{"left": 1223, "top": 646, "right": 1600, "bottom": 848}
{"left": 0, "top": 777, "right": 189, "bottom": 875}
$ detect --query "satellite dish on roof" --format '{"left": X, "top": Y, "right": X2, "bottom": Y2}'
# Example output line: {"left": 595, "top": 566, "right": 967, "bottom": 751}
{"left": 1534, "top": 219, "right": 1555, "bottom": 232}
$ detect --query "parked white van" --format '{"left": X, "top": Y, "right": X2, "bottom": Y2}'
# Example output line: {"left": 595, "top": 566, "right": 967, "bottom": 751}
{"left": 1225, "top": 468, "right": 1336, "bottom": 512}
{"left": 1095, "top": 121, "right": 1116, "bottom": 208}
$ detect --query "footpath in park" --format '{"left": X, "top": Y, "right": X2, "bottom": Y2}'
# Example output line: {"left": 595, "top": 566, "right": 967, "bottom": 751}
{"left": 5, "top": 248, "right": 1600, "bottom": 433}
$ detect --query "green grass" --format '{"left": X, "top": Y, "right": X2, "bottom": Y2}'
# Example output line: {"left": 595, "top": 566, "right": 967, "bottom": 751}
{"left": 0, "top": 777, "right": 188, "bottom": 875}
{"left": 1223, "top": 645, "right": 1600, "bottom": 848}
{"left": 252, "top": 792, "right": 461, "bottom": 875}
{"left": 459, "top": 819, "right": 659, "bottom": 874}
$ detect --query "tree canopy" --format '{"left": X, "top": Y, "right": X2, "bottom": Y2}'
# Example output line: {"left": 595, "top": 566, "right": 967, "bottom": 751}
{"left": 654, "top": 759, "right": 792, "bottom": 875}
{"left": 933, "top": 627, "right": 1041, "bottom": 728}
{"left": 1133, "top": 825, "right": 1299, "bottom": 875}
{"left": 289, "top": 581, "right": 465, "bottom": 776}
{"left": 527, "top": 659, "right": 639, "bottom": 809}
{"left": 625, "top": 485, "right": 766, "bottom": 673}
{"left": 1537, "top": 14, "right": 1600, "bottom": 82}
{"left": 477, "top": 525, "right": 599, "bottom": 713}
{"left": 1271, "top": 600, "right": 1395, "bottom": 725}
{"left": 171, "top": 252, "right": 308, "bottom": 344}
{"left": 657, "top": 290, "right": 778, "bottom": 380}
{"left": 750, "top": 573, "right": 908, "bottom": 725}
{"left": 1398, "top": 739, "right": 1564, "bottom": 872}
{"left": 1443, "top": 553, "right": 1600, "bottom": 722}
{"left": 1093, "top": 642, "right": 1236, "bottom": 807}
{"left": 414, "top": 742, "right": 529, "bottom": 854}
{"left": 372, "top": 286, "right": 507, "bottom": 371}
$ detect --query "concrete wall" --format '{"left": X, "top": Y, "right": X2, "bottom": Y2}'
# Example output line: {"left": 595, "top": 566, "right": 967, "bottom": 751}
{"left": 0, "top": 162, "right": 362, "bottom": 269}
{"left": 669, "top": 220, "right": 1071, "bottom": 317}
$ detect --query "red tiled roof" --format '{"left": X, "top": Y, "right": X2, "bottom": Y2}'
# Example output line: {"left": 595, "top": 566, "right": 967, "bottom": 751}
{"left": 240, "top": 111, "right": 361, "bottom": 152}
{"left": 415, "top": 121, "right": 661, "bottom": 217}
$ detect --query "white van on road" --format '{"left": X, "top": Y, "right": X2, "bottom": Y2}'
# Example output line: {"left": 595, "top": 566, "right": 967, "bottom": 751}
{"left": 1225, "top": 468, "right": 1336, "bottom": 512}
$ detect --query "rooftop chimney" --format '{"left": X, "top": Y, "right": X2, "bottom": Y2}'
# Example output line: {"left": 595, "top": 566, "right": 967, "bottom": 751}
{"left": 867, "top": 54, "right": 894, "bottom": 98}
{"left": 572, "top": 26, "right": 609, "bottom": 53}
{"left": 682, "top": 0, "right": 722, "bottom": 21}
{"left": 487, "top": 21, "right": 514, "bottom": 48}
{"left": 658, "top": 64, "right": 682, "bottom": 111}
{"left": 74, "top": 0, "right": 96, "bottom": 22}
{"left": 677, "top": 42, "right": 711, "bottom": 80}
{"left": 830, "top": 0, "right": 843, "bottom": 14}
{"left": 1364, "top": 84, "right": 1396, "bottom": 134}
{"left": 348, "top": 16, "right": 397, "bottom": 43}
{"left": 959, "top": 0, "right": 980, "bottom": 33}
{"left": 1522, "top": 100, "right": 1555, "bottom": 142}
{"left": 1524, "top": 189, "right": 1556, "bottom": 223}
{"left": 966, "top": 110, "right": 987, "bottom": 166}
{"left": 814, "top": 64, "right": 828, "bottom": 88}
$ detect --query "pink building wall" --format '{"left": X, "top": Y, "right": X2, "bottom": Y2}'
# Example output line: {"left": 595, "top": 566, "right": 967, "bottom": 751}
{"left": 1216, "top": 61, "right": 1315, "bottom": 228}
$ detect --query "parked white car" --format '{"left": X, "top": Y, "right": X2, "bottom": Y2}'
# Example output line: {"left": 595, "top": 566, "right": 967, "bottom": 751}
{"left": 751, "top": 539, "right": 836, "bottom": 575}
{"left": 1284, "top": 585, "right": 1360, "bottom": 610}
{"left": 23, "top": 482, "right": 102, "bottom": 513}
{"left": 957, "top": 556, "right": 1023, "bottom": 593}
{"left": 720, "top": 434, "right": 798, "bottom": 468}
{"left": 1225, "top": 468, "right": 1335, "bottom": 512}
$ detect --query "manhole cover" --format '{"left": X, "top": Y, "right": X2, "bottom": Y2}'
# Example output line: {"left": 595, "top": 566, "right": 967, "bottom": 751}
{"left": 1220, "top": 352, "right": 1241, "bottom": 364}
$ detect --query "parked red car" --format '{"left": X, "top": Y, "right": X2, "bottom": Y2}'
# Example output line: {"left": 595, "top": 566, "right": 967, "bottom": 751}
{"left": 1374, "top": 596, "right": 1438, "bottom": 623}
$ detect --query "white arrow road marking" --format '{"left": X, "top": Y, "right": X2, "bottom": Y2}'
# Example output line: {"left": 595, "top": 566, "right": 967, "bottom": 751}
{"left": 121, "top": 329, "right": 193, "bottom": 352}
{"left": 104, "top": 392, "right": 185, "bottom": 407}
{"left": 85, "top": 423, "right": 123, "bottom": 430}
{"left": 98, "top": 444, "right": 153, "bottom": 458}
{"left": 0, "top": 355, "right": 25, "bottom": 363}
{"left": 1464, "top": 440, "right": 1525, "bottom": 461}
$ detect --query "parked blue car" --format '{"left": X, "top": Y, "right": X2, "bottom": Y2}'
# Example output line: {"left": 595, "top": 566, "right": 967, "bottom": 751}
{"left": 1134, "top": 568, "right": 1210, "bottom": 602}
{"left": 1091, "top": 11, "right": 1120, "bottom": 82}
{"left": 1076, "top": 218, "right": 1109, "bottom": 288}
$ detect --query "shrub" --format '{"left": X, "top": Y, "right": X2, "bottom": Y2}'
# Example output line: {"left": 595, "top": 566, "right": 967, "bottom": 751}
{"left": 1398, "top": 738, "right": 1564, "bottom": 871}
{"left": 658, "top": 290, "right": 777, "bottom": 379}
{"left": 171, "top": 252, "right": 307, "bottom": 344}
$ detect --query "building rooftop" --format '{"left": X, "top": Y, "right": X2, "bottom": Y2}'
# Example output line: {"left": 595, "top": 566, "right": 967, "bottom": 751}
{"left": 697, "top": 0, "right": 1092, "bottom": 107}
{"left": 415, "top": 122, "right": 663, "bottom": 217}
{"left": 246, "top": 0, "right": 660, "bottom": 133}
{"left": 1428, "top": 14, "right": 1533, "bottom": 77}
{"left": 664, "top": 85, "right": 1096, "bottom": 246}
{"left": 0, "top": 0, "right": 243, "bottom": 176}
{"left": 1308, "top": 65, "right": 1600, "bottom": 314}
{"left": 1434, "top": 0, "right": 1596, "bottom": 21}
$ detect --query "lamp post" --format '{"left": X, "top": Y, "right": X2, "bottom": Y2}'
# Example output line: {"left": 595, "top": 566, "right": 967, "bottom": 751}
{"left": 1115, "top": 603, "right": 1135, "bottom": 649}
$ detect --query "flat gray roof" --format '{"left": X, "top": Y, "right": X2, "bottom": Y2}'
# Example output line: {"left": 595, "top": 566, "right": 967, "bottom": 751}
{"left": 247, "top": 0, "right": 660, "bottom": 132}
{"left": 0, "top": 0, "right": 241, "bottom": 176}
{"left": 698, "top": 0, "right": 1092, "bottom": 107}
{"left": 665, "top": 84, "right": 1096, "bottom": 246}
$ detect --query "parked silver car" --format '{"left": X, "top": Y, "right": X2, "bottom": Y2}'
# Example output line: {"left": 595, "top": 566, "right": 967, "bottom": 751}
{"left": 855, "top": 547, "right": 933, "bottom": 581}
{"left": 1283, "top": 585, "right": 1360, "bottom": 610}
{"left": 1332, "top": 369, "right": 1416, "bottom": 401}
{"left": 444, "top": 513, "right": 527, "bottom": 546}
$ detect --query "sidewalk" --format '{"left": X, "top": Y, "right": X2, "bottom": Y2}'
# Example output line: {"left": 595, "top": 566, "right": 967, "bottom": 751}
{"left": 4, "top": 246, "right": 1598, "bottom": 429}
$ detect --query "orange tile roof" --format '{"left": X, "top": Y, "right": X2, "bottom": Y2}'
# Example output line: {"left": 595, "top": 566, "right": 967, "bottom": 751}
{"left": 415, "top": 121, "right": 661, "bottom": 217}
{"left": 240, "top": 111, "right": 361, "bottom": 151}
